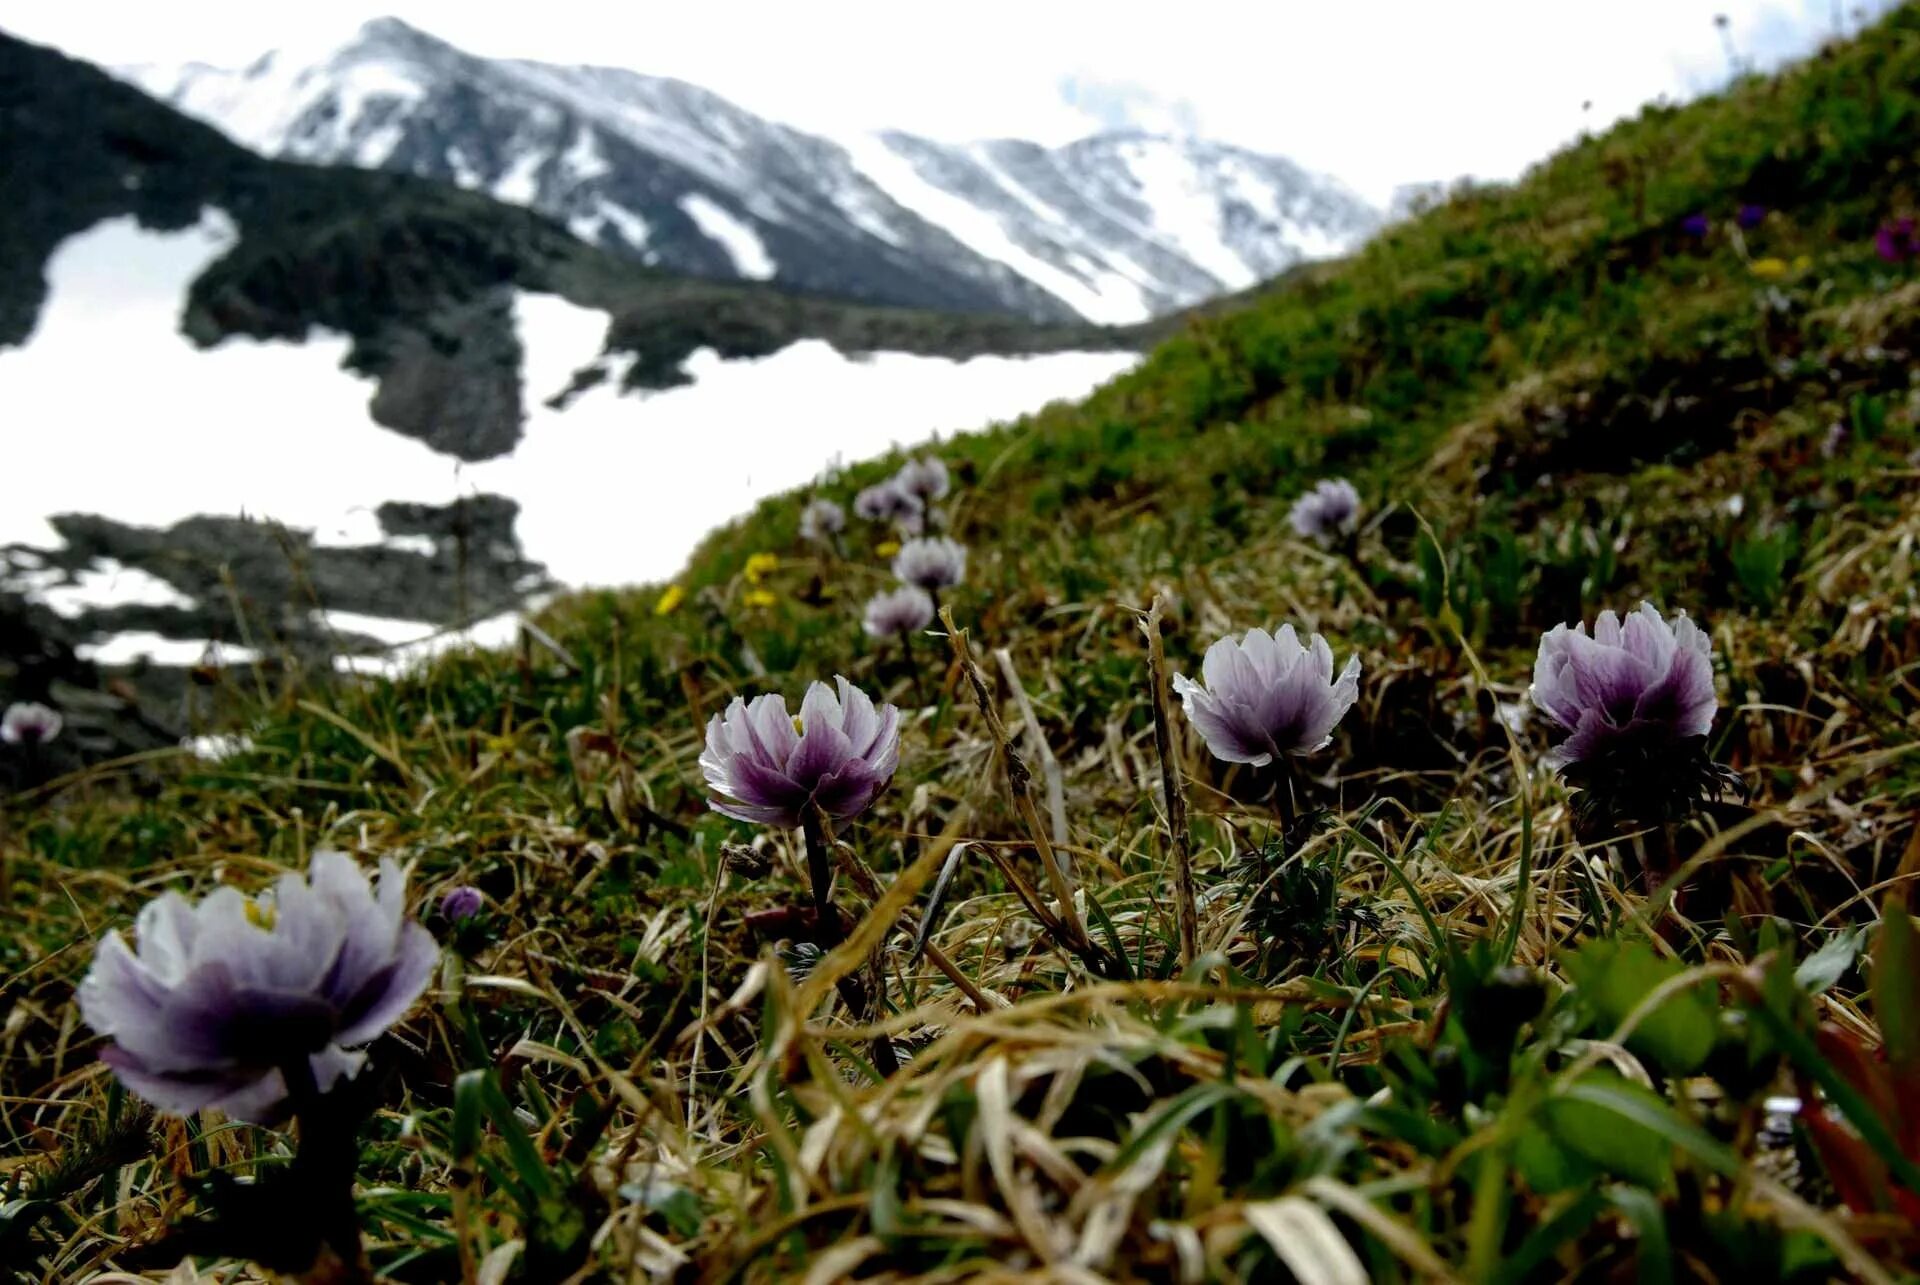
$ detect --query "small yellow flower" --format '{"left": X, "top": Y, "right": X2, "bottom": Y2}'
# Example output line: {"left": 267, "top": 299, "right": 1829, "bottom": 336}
{"left": 743, "top": 588, "right": 778, "bottom": 609}
{"left": 654, "top": 584, "right": 685, "bottom": 616}
{"left": 744, "top": 552, "right": 780, "bottom": 583}
{"left": 1792, "top": 254, "right": 1811, "bottom": 271}
{"left": 1750, "top": 256, "right": 1789, "bottom": 279}
{"left": 876, "top": 540, "right": 901, "bottom": 558}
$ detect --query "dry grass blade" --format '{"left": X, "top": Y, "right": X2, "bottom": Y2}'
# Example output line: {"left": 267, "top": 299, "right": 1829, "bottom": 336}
{"left": 1140, "top": 594, "right": 1198, "bottom": 971}
{"left": 1242, "top": 1197, "right": 1370, "bottom": 1285}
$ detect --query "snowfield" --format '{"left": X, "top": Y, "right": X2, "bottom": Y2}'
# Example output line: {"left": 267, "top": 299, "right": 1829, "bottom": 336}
{"left": 0, "top": 209, "right": 1138, "bottom": 661}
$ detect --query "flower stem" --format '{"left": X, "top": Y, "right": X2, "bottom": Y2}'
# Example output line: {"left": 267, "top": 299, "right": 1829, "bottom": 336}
{"left": 900, "top": 630, "right": 928, "bottom": 707}
{"left": 800, "top": 807, "right": 900, "bottom": 1078}
{"left": 1272, "top": 756, "right": 1298, "bottom": 864}
{"left": 800, "top": 809, "right": 835, "bottom": 924}
{"left": 283, "top": 1059, "right": 374, "bottom": 1285}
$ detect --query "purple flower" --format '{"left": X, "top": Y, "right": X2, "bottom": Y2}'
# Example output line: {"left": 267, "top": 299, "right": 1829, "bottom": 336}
{"left": 1172, "top": 625, "right": 1362, "bottom": 765}
{"left": 700, "top": 676, "right": 901, "bottom": 828}
{"left": 1876, "top": 217, "right": 1917, "bottom": 263}
{"left": 1680, "top": 212, "right": 1711, "bottom": 238}
{"left": 1287, "top": 479, "right": 1362, "bottom": 545}
{"left": 894, "top": 457, "right": 951, "bottom": 505}
{"left": 76, "top": 851, "right": 437, "bottom": 1123}
{"left": 2, "top": 701, "right": 63, "bottom": 746}
{"left": 853, "top": 482, "right": 923, "bottom": 529}
{"left": 439, "top": 885, "right": 484, "bottom": 921}
{"left": 1735, "top": 203, "right": 1767, "bottom": 230}
{"left": 1530, "top": 603, "right": 1716, "bottom": 768}
{"left": 892, "top": 537, "right": 966, "bottom": 592}
{"left": 863, "top": 586, "right": 935, "bottom": 639}
{"left": 1821, "top": 421, "right": 1849, "bottom": 459}
{"left": 798, "top": 498, "right": 845, "bottom": 544}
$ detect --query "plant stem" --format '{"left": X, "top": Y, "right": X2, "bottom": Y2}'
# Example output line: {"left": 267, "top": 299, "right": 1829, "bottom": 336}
{"left": 1272, "top": 755, "right": 1298, "bottom": 864}
{"left": 800, "top": 810, "right": 835, "bottom": 923}
{"left": 900, "top": 630, "right": 928, "bottom": 707}
{"left": 283, "top": 1058, "right": 374, "bottom": 1285}
{"left": 800, "top": 808, "right": 899, "bottom": 1077}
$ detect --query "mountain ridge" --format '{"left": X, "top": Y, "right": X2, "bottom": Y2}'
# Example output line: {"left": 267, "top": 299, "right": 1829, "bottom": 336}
{"left": 119, "top": 16, "right": 1381, "bottom": 323}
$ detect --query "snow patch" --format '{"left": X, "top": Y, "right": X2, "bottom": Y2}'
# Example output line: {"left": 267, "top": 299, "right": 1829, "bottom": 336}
{"left": 37, "top": 562, "right": 198, "bottom": 618}
{"left": 493, "top": 147, "right": 547, "bottom": 204}
{"left": 78, "top": 634, "right": 263, "bottom": 667}
{"left": 4, "top": 210, "right": 1138, "bottom": 635}
{"left": 561, "top": 126, "right": 612, "bottom": 184}
{"left": 597, "top": 200, "right": 651, "bottom": 250}
{"left": 845, "top": 134, "right": 1149, "bottom": 325}
{"left": 678, "top": 193, "right": 776, "bottom": 279}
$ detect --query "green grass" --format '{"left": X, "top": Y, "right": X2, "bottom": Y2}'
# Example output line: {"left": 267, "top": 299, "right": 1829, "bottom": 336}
{"left": 6, "top": 9, "right": 1920, "bottom": 1281}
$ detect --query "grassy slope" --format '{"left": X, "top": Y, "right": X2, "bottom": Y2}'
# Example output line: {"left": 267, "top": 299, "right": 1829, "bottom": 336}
{"left": 5, "top": 10, "right": 1920, "bottom": 1281}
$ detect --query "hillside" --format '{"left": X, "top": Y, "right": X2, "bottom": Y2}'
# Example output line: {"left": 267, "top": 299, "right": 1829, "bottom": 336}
{"left": 4, "top": 8, "right": 1920, "bottom": 1284}
{"left": 0, "top": 30, "right": 1134, "bottom": 459}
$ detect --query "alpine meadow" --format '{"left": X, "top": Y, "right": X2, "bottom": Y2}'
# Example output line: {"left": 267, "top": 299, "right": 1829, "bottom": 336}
{"left": 7, "top": 8, "right": 1920, "bottom": 1283}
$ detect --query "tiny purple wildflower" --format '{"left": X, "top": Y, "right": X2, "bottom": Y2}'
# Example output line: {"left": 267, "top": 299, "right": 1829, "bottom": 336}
{"left": 439, "top": 885, "right": 484, "bottom": 921}
{"left": 1876, "top": 217, "right": 1917, "bottom": 263}
{"left": 853, "top": 482, "right": 923, "bottom": 529}
{"left": 1287, "top": 479, "right": 1362, "bottom": 545}
{"left": 798, "top": 498, "right": 845, "bottom": 544}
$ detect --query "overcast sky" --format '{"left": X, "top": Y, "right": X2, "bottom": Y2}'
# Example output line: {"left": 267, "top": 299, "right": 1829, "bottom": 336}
{"left": 5, "top": 1, "right": 1891, "bottom": 204}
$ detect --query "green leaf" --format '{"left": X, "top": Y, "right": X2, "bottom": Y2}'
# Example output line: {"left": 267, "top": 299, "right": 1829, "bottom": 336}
{"left": 1607, "top": 1185, "right": 1674, "bottom": 1285}
{"left": 1490, "top": 1189, "right": 1606, "bottom": 1285}
{"left": 1557, "top": 1076, "right": 1745, "bottom": 1180}
{"left": 1564, "top": 939, "right": 1715, "bottom": 1075}
{"left": 1541, "top": 1075, "right": 1676, "bottom": 1191}
{"left": 1512, "top": 1120, "right": 1598, "bottom": 1195}
{"left": 1795, "top": 926, "right": 1865, "bottom": 995}
{"left": 1873, "top": 894, "right": 1920, "bottom": 1073}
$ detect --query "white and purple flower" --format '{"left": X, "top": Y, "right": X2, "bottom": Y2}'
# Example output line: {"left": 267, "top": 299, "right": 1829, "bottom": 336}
{"left": 863, "top": 586, "right": 935, "bottom": 640}
{"left": 2, "top": 701, "right": 63, "bottom": 746}
{"left": 1530, "top": 603, "right": 1717, "bottom": 768}
{"left": 893, "top": 457, "right": 951, "bottom": 506}
{"left": 798, "top": 498, "right": 846, "bottom": 545}
{"left": 1173, "top": 625, "right": 1361, "bottom": 765}
{"left": 76, "top": 851, "right": 437, "bottom": 1123}
{"left": 700, "top": 676, "right": 901, "bottom": 828}
{"left": 1287, "top": 479, "right": 1362, "bottom": 545}
{"left": 892, "top": 537, "right": 966, "bottom": 593}
{"left": 853, "top": 482, "right": 923, "bottom": 531}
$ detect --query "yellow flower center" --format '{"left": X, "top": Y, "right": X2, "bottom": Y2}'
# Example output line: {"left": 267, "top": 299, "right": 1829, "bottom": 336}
{"left": 245, "top": 896, "right": 277, "bottom": 930}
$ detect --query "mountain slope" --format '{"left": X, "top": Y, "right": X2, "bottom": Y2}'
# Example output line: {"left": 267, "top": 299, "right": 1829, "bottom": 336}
{"left": 121, "top": 17, "right": 1380, "bottom": 323}
{"left": 0, "top": 29, "right": 1133, "bottom": 461}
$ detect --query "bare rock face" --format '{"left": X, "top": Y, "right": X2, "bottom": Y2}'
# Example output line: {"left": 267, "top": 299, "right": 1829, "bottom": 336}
{"left": 367, "top": 292, "right": 526, "bottom": 460}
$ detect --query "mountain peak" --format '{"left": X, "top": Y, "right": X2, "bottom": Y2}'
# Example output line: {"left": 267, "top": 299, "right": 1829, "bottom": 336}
{"left": 118, "top": 25, "right": 1379, "bottom": 323}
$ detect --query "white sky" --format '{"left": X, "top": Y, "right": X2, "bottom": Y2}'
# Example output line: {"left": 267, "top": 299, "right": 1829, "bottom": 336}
{"left": 3, "top": 1, "right": 1891, "bottom": 204}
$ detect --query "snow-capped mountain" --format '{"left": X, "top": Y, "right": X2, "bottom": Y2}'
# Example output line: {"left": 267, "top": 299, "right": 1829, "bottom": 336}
{"left": 121, "top": 18, "right": 1380, "bottom": 324}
